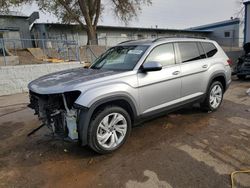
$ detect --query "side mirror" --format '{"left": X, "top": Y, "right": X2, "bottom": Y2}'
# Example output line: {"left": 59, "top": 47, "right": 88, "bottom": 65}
{"left": 142, "top": 61, "right": 162, "bottom": 72}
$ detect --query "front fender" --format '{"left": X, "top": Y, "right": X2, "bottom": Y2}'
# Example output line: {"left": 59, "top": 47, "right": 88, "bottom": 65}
{"left": 75, "top": 83, "right": 139, "bottom": 111}
{"left": 74, "top": 83, "right": 139, "bottom": 146}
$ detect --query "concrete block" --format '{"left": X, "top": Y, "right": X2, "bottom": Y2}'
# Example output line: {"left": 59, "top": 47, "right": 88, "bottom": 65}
{"left": 0, "top": 56, "right": 19, "bottom": 66}
{"left": 0, "top": 72, "right": 8, "bottom": 79}
{"left": 0, "top": 62, "right": 83, "bottom": 96}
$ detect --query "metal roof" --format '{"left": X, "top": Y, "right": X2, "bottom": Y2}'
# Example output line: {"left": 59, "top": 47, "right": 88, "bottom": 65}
{"left": 0, "top": 11, "right": 28, "bottom": 18}
{"left": 32, "top": 23, "right": 212, "bottom": 34}
{"left": 189, "top": 18, "right": 240, "bottom": 31}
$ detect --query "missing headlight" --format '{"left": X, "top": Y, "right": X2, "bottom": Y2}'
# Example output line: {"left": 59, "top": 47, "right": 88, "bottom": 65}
{"left": 28, "top": 90, "right": 81, "bottom": 140}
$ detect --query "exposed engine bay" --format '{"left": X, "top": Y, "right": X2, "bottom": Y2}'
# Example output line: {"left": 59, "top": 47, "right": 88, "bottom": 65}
{"left": 28, "top": 90, "right": 81, "bottom": 140}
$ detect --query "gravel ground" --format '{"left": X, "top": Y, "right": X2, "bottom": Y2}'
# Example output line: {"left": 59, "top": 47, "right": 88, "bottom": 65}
{"left": 0, "top": 77, "right": 249, "bottom": 188}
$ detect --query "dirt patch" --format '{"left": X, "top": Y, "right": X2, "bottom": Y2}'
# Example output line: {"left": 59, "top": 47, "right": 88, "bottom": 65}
{"left": 0, "top": 122, "right": 24, "bottom": 140}
{"left": 0, "top": 79, "right": 249, "bottom": 188}
{"left": 8, "top": 49, "right": 44, "bottom": 65}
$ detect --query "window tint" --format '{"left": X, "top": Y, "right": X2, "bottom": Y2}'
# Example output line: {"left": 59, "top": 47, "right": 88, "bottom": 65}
{"left": 91, "top": 45, "right": 148, "bottom": 70}
{"left": 178, "top": 42, "right": 201, "bottom": 63}
{"left": 145, "top": 43, "right": 175, "bottom": 66}
{"left": 202, "top": 42, "right": 218, "bottom": 58}
{"left": 197, "top": 42, "right": 206, "bottom": 59}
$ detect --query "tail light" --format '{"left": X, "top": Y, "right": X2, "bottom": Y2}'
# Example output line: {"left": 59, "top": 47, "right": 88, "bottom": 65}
{"left": 227, "top": 59, "right": 233, "bottom": 66}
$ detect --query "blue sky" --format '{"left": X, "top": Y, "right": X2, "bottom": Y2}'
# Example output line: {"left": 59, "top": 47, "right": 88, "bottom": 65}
{"left": 12, "top": 0, "right": 244, "bottom": 29}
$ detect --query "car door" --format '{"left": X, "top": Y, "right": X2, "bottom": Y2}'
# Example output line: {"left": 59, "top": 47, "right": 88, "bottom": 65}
{"left": 137, "top": 43, "right": 181, "bottom": 115}
{"left": 176, "top": 42, "right": 209, "bottom": 98}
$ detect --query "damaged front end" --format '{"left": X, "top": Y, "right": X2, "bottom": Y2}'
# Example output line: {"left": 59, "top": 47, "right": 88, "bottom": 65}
{"left": 234, "top": 43, "right": 250, "bottom": 76}
{"left": 28, "top": 90, "right": 81, "bottom": 140}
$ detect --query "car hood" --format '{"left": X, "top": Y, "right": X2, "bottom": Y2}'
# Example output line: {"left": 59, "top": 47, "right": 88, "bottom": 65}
{"left": 28, "top": 68, "right": 120, "bottom": 94}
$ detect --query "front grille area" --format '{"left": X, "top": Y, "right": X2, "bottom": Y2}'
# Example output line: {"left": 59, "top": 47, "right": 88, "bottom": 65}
{"left": 28, "top": 91, "right": 66, "bottom": 134}
{"left": 28, "top": 90, "right": 80, "bottom": 139}
{"left": 29, "top": 91, "right": 64, "bottom": 112}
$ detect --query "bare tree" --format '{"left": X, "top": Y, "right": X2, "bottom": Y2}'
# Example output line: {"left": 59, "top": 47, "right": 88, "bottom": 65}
{"left": 235, "top": 0, "right": 245, "bottom": 21}
{"left": 0, "top": 0, "right": 152, "bottom": 45}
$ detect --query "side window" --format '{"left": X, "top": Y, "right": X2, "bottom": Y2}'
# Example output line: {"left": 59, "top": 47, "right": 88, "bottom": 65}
{"left": 202, "top": 42, "right": 218, "bottom": 58}
{"left": 197, "top": 42, "right": 206, "bottom": 59}
{"left": 178, "top": 42, "right": 201, "bottom": 63}
{"left": 145, "top": 43, "right": 175, "bottom": 66}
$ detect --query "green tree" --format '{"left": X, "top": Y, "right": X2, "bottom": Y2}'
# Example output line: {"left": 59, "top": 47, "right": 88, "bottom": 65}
{"left": 0, "top": 0, "right": 152, "bottom": 44}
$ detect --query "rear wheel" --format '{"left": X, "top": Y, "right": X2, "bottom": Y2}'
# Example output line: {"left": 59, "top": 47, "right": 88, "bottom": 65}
{"left": 88, "top": 106, "right": 131, "bottom": 154}
{"left": 201, "top": 81, "right": 224, "bottom": 112}
{"left": 237, "top": 75, "right": 246, "bottom": 80}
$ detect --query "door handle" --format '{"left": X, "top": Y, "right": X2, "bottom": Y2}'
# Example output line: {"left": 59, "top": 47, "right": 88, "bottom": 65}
{"left": 202, "top": 64, "right": 208, "bottom": 68}
{"left": 172, "top": 71, "right": 180, "bottom": 75}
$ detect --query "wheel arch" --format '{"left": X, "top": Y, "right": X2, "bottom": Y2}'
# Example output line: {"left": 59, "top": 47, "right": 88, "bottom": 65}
{"left": 76, "top": 95, "right": 138, "bottom": 146}
{"left": 200, "top": 72, "right": 227, "bottom": 104}
{"left": 207, "top": 73, "right": 227, "bottom": 93}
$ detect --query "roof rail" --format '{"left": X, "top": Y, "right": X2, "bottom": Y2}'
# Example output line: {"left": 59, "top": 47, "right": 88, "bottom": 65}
{"left": 153, "top": 36, "right": 208, "bottom": 42}
{"left": 119, "top": 39, "right": 137, "bottom": 44}
{"left": 152, "top": 37, "right": 172, "bottom": 42}
{"left": 183, "top": 36, "right": 208, "bottom": 40}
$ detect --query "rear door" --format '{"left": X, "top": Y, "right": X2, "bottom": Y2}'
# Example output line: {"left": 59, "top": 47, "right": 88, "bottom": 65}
{"left": 176, "top": 42, "right": 208, "bottom": 98}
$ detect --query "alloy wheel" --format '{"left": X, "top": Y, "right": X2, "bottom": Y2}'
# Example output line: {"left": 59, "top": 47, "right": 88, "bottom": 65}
{"left": 96, "top": 113, "right": 127, "bottom": 149}
{"left": 209, "top": 84, "right": 223, "bottom": 109}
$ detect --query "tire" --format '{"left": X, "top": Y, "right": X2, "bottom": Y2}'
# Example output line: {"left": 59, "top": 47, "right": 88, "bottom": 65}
{"left": 237, "top": 75, "right": 246, "bottom": 80}
{"left": 87, "top": 105, "right": 131, "bottom": 154}
{"left": 201, "top": 81, "right": 224, "bottom": 112}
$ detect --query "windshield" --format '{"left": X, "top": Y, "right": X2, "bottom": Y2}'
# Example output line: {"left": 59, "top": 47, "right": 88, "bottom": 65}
{"left": 91, "top": 45, "right": 149, "bottom": 71}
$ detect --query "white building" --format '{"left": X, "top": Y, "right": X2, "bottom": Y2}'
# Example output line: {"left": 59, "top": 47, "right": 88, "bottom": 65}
{"left": 30, "top": 17, "right": 245, "bottom": 48}
{"left": 30, "top": 23, "right": 211, "bottom": 47}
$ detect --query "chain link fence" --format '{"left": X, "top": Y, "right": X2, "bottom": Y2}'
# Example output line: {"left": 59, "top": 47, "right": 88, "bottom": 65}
{"left": 0, "top": 38, "right": 82, "bottom": 66}
{"left": 0, "top": 36, "right": 245, "bottom": 66}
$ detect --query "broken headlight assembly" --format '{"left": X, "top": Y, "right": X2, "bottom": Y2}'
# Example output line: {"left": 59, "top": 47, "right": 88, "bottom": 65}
{"left": 28, "top": 90, "right": 81, "bottom": 140}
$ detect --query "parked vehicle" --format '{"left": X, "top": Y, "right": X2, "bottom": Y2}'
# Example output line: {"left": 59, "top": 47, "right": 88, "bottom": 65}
{"left": 234, "top": 42, "right": 250, "bottom": 79}
{"left": 28, "top": 38, "right": 232, "bottom": 153}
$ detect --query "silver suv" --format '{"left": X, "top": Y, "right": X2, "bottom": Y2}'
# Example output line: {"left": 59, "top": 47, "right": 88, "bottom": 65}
{"left": 28, "top": 38, "right": 232, "bottom": 153}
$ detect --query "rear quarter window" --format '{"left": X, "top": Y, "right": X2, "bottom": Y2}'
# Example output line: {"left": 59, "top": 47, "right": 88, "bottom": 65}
{"left": 202, "top": 42, "right": 218, "bottom": 58}
{"left": 197, "top": 42, "right": 206, "bottom": 59}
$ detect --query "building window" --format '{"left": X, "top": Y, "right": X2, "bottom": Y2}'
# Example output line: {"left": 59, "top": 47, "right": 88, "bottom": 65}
{"left": 224, "top": 31, "right": 231, "bottom": 38}
{"left": 99, "top": 33, "right": 107, "bottom": 37}
{"left": 127, "top": 33, "right": 133, "bottom": 39}
{"left": 151, "top": 34, "right": 157, "bottom": 38}
{"left": 137, "top": 34, "right": 143, "bottom": 39}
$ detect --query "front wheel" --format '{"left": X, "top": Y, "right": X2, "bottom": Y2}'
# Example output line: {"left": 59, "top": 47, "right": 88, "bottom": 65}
{"left": 201, "top": 81, "right": 224, "bottom": 112}
{"left": 88, "top": 106, "right": 131, "bottom": 154}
